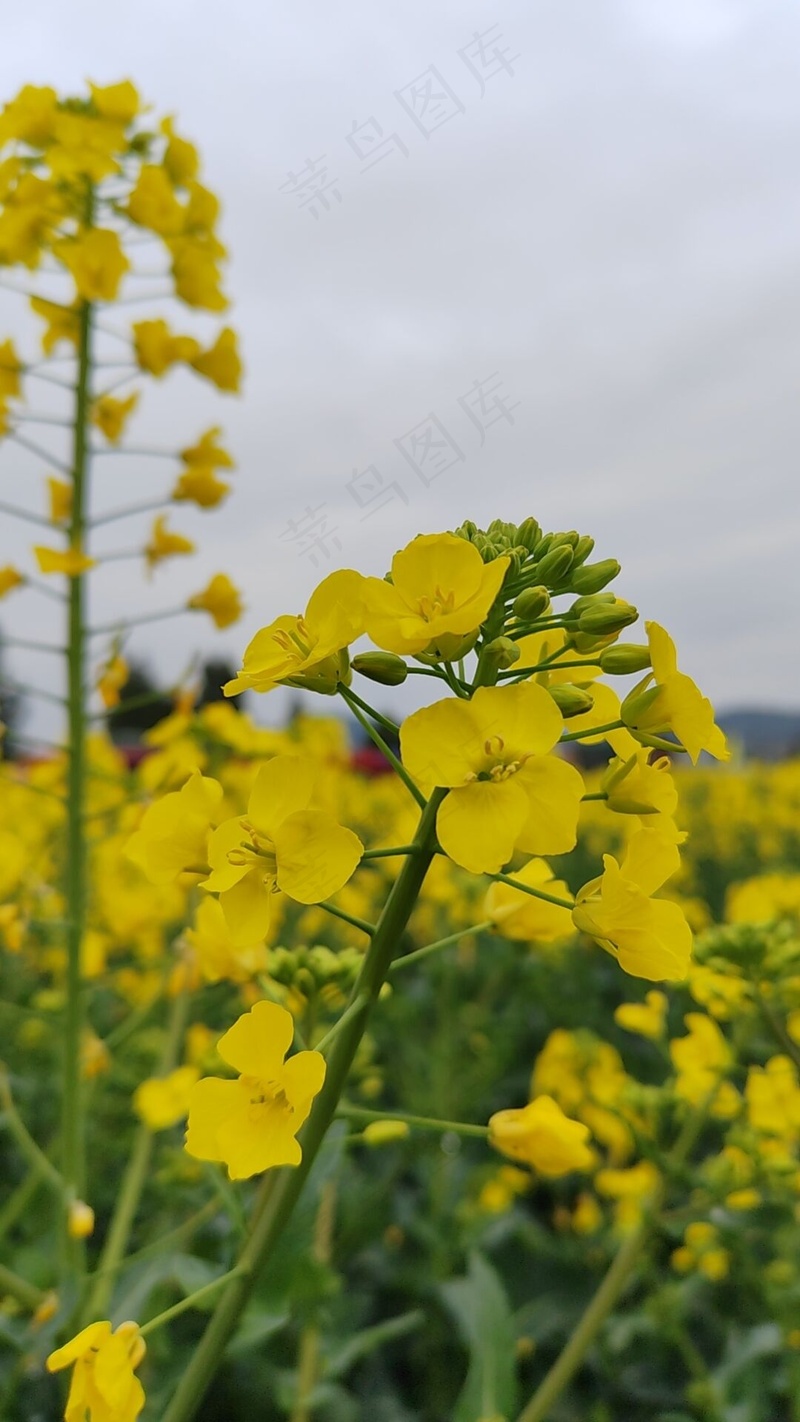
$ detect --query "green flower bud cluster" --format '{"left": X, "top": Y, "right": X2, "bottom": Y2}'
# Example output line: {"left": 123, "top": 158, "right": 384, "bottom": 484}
{"left": 267, "top": 943, "right": 362, "bottom": 993}
{"left": 453, "top": 517, "right": 621, "bottom": 600}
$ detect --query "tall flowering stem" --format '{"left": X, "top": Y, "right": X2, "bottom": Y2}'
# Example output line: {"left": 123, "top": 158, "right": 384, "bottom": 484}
{"left": 62, "top": 228, "right": 94, "bottom": 1273}
{"left": 161, "top": 790, "right": 445, "bottom": 1422}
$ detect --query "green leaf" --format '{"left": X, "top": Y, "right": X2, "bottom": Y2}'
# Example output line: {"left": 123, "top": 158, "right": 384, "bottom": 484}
{"left": 442, "top": 1251, "right": 519, "bottom": 1422}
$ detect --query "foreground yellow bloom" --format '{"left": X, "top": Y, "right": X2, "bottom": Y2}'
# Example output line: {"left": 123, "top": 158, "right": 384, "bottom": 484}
{"left": 622, "top": 622, "right": 729, "bottom": 763}
{"left": 573, "top": 824, "right": 692, "bottom": 981}
{"left": 489, "top": 1095, "right": 594, "bottom": 1176}
{"left": 224, "top": 569, "right": 366, "bottom": 696}
{"left": 201, "top": 755, "right": 363, "bottom": 943}
{"left": 400, "top": 682, "right": 583, "bottom": 874}
{"left": 185, "top": 1000, "right": 326, "bottom": 1178}
{"left": 46, "top": 1319, "right": 145, "bottom": 1422}
{"left": 125, "top": 770, "right": 222, "bottom": 883}
{"left": 361, "top": 532, "right": 510, "bottom": 657}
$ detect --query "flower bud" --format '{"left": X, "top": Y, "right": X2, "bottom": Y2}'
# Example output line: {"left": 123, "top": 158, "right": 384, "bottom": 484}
{"left": 568, "top": 591, "right": 616, "bottom": 619}
{"left": 351, "top": 651, "right": 408, "bottom": 686}
{"left": 480, "top": 636, "right": 520, "bottom": 672}
{"left": 362, "top": 1119, "right": 411, "bottom": 1146}
{"left": 515, "top": 517, "right": 541, "bottom": 551}
{"left": 600, "top": 644, "right": 652, "bottom": 675}
{"left": 571, "top": 534, "right": 595, "bottom": 568}
{"left": 547, "top": 684, "right": 595, "bottom": 718}
{"left": 68, "top": 1200, "right": 95, "bottom": 1240}
{"left": 570, "top": 559, "right": 621, "bottom": 595}
{"left": 512, "top": 585, "right": 550, "bottom": 621}
{"left": 577, "top": 600, "right": 638, "bottom": 635}
{"left": 536, "top": 544, "right": 574, "bottom": 587}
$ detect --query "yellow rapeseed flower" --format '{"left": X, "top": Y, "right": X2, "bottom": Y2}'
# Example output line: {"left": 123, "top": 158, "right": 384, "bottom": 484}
{"left": 224, "top": 569, "right": 366, "bottom": 696}
{"left": 185, "top": 1000, "right": 326, "bottom": 1179}
{"left": 46, "top": 1319, "right": 146, "bottom": 1422}
{"left": 400, "top": 682, "right": 584, "bottom": 874}
{"left": 488, "top": 1095, "right": 594, "bottom": 1176}
{"left": 361, "top": 532, "right": 510, "bottom": 657}
{"left": 201, "top": 754, "right": 363, "bottom": 943}
{"left": 188, "top": 573, "right": 243, "bottom": 627}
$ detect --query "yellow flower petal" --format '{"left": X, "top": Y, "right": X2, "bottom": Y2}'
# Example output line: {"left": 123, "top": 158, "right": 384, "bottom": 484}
{"left": 273, "top": 810, "right": 363, "bottom": 903}
{"left": 216, "top": 999, "right": 295, "bottom": 1078}
{"left": 436, "top": 779, "right": 529, "bottom": 875}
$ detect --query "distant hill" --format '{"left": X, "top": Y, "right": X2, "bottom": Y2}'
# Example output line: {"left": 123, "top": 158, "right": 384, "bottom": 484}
{"left": 718, "top": 709, "right": 800, "bottom": 761}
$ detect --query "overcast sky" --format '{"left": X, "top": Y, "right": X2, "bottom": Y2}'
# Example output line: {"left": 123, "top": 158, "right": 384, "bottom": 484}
{"left": 1, "top": 0, "right": 799, "bottom": 741}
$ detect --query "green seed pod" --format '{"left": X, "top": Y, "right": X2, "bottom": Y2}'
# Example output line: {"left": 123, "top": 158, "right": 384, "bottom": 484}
{"left": 536, "top": 543, "right": 574, "bottom": 587}
{"left": 547, "top": 684, "right": 595, "bottom": 718}
{"left": 351, "top": 651, "right": 408, "bottom": 686}
{"left": 570, "top": 559, "right": 621, "bottom": 595}
{"left": 599, "top": 644, "right": 652, "bottom": 675}
{"left": 512, "top": 585, "right": 550, "bottom": 621}
{"left": 578, "top": 600, "right": 638, "bottom": 635}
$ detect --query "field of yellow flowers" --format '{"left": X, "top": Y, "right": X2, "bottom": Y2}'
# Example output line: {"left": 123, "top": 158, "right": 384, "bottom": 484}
{"left": 1, "top": 79, "right": 800, "bottom": 1422}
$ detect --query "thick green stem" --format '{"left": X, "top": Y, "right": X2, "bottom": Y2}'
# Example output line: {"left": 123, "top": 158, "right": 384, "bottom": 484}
{"left": 81, "top": 991, "right": 190, "bottom": 1323}
{"left": 161, "top": 790, "right": 445, "bottom": 1422}
{"left": 61, "top": 269, "right": 94, "bottom": 1279}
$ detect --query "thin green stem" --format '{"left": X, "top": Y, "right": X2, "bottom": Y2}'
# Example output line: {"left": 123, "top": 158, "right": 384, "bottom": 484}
{"left": 390, "top": 921, "right": 492, "bottom": 973}
{"left": 491, "top": 872, "right": 574, "bottom": 911}
{"left": 314, "top": 995, "right": 370, "bottom": 1055}
{"left": 560, "top": 719, "right": 624, "bottom": 743}
{"left": 161, "top": 789, "right": 445, "bottom": 1422}
{"left": 361, "top": 845, "right": 418, "bottom": 861}
{"left": 0, "top": 1070, "right": 65, "bottom": 1195}
{"left": 139, "top": 1268, "right": 245, "bottom": 1338}
{"left": 0, "top": 499, "right": 53, "bottom": 529}
{"left": 337, "top": 1103, "right": 489, "bottom": 1140}
{"left": 90, "top": 497, "right": 171, "bottom": 528}
{"left": 317, "top": 901, "right": 375, "bottom": 937}
{"left": 88, "top": 606, "right": 187, "bottom": 638}
{"left": 0, "top": 1263, "right": 45, "bottom": 1312}
{"left": 339, "top": 685, "right": 425, "bottom": 809}
{"left": 61, "top": 261, "right": 94, "bottom": 1282}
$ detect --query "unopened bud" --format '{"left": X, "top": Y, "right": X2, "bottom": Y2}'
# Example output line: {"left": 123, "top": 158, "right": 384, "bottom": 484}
{"left": 570, "top": 559, "right": 621, "bottom": 595}
{"left": 512, "top": 585, "right": 550, "bottom": 621}
{"left": 515, "top": 517, "right": 541, "bottom": 551}
{"left": 568, "top": 591, "right": 616, "bottom": 619}
{"left": 547, "top": 684, "right": 595, "bottom": 718}
{"left": 351, "top": 652, "right": 408, "bottom": 686}
{"left": 536, "top": 544, "right": 574, "bottom": 587}
{"left": 68, "top": 1200, "right": 95, "bottom": 1240}
{"left": 578, "top": 600, "right": 638, "bottom": 635}
{"left": 362, "top": 1119, "right": 411, "bottom": 1146}
{"left": 600, "top": 644, "right": 652, "bottom": 675}
{"left": 481, "top": 636, "right": 521, "bottom": 672}
{"left": 571, "top": 534, "right": 595, "bottom": 568}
